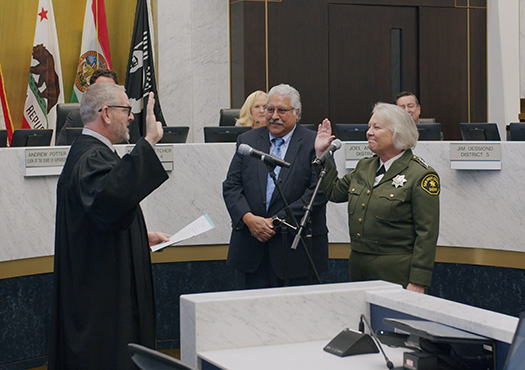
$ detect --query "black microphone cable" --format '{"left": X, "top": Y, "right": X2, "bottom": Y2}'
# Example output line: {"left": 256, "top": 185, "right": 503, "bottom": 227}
{"left": 360, "top": 314, "right": 394, "bottom": 369}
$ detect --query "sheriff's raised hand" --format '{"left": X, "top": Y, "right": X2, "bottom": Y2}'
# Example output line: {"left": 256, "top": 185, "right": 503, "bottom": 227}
{"left": 314, "top": 118, "right": 336, "bottom": 158}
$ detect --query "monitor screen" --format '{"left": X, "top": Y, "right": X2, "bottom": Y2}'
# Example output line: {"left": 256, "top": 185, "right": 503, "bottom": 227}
{"left": 0, "top": 130, "right": 7, "bottom": 147}
{"left": 159, "top": 126, "right": 189, "bottom": 143}
{"left": 11, "top": 129, "right": 53, "bottom": 147}
{"left": 507, "top": 123, "right": 525, "bottom": 141}
{"left": 204, "top": 126, "right": 251, "bottom": 143}
{"left": 460, "top": 123, "right": 501, "bottom": 141}
{"left": 417, "top": 123, "right": 442, "bottom": 141}
{"left": 504, "top": 312, "right": 525, "bottom": 370}
{"left": 335, "top": 124, "right": 368, "bottom": 141}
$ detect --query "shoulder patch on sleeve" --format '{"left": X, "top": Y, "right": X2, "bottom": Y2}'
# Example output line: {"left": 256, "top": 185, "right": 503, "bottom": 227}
{"left": 421, "top": 174, "right": 440, "bottom": 195}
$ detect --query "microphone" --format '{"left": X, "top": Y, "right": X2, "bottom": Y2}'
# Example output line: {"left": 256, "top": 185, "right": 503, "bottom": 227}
{"left": 238, "top": 143, "right": 291, "bottom": 168}
{"left": 312, "top": 139, "right": 342, "bottom": 165}
{"left": 360, "top": 314, "right": 394, "bottom": 369}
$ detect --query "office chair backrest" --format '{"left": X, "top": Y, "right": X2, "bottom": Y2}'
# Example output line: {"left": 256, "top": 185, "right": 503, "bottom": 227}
{"left": 128, "top": 343, "right": 196, "bottom": 370}
{"left": 204, "top": 126, "right": 251, "bottom": 143}
{"left": 219, "top": 108, "right": 241, "bottom": 126}
{"left": 56, "top": 103, "right": 81, "bottom": 135}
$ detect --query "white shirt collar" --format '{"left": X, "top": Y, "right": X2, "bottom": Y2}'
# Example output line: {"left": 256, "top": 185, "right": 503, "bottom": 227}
{"left": 379, "top": 150, "right": 405, "bottom": 172}
{"left": 82, "top": 128, "right": 115, "bottom": 152}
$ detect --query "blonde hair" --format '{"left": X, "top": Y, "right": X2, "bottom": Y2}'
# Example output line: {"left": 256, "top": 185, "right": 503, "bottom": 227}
{"left": 236, "top": 90, "right": 267, "bottom": 127}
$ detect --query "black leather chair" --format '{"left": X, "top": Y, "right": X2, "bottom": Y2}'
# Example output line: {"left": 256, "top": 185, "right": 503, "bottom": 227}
{"left": 159, "top": 126, "right": 190, "bottom": 143}
{"left": 128, "top": 343, "right": 196, "bottom": 370}
{"left": 56, "top": 103, "right": 81, "bottom": 135}
{"left": 204, "top": 126, "right": 251, "bottom": 143}
{"left": 219, "top": 108, "right": 241, "bottom": 126}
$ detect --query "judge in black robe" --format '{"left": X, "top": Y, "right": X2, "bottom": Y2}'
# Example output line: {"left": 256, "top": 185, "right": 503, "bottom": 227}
{"left": 49, "top": 83, "right": 169, "bottom": 369}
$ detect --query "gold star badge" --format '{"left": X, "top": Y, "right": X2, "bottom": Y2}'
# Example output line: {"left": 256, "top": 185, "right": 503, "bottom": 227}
{"left": 392, "top": 175, "right": 407, "bottom": 188}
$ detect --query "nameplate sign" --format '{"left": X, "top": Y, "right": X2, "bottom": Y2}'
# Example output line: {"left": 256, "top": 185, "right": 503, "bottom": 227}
{"left": 25, "top": 148, "right": 69, "bottom": 177}
{"left": 123, "top": 144, "right": 174, "bottom": 171}
{"left": 450, "top": 142, "right": 501, "bottom": 170}
{"left": 345, "top": 142, "right": 373, "bottom": 169}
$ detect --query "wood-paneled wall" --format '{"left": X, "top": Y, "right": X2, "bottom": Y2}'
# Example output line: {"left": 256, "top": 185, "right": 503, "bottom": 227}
{"left": 0, "top": 0, "right": 141, "bottom": 129}
{"left": 231, "top": 0, "right": 487, "bottom": 140}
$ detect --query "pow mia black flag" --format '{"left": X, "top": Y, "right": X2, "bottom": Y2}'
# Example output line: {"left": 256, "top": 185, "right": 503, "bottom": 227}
{"left": 125, "top": 0, "right": 165, "bottom": 142}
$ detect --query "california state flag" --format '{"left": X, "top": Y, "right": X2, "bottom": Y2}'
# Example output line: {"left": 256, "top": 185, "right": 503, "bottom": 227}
{"left": 21, "top": 0, "right": 64, "bottom": 144}
{"left": 71, "top": 0, "right": 112, "bottom": 103}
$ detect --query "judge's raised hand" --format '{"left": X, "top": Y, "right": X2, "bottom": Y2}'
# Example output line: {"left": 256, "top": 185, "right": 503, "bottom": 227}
{"left": 144, "top": 92, "right": 164, "bottom": 147}
{"left": 315, "top": 118, "right": 336, "bottom": 158}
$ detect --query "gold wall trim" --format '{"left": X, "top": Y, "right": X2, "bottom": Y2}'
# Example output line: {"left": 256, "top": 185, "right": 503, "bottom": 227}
{"left": 1, "top": 244, "right": 522, "bottom": 280}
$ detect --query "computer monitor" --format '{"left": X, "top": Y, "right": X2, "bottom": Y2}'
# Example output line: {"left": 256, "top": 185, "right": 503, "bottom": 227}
{"left": 383, "top": 318, "right": 496, "bottom": 369}
{"left": 459, "top": 123, "right": 501, "bottom": 141}
{"left": 507, "top": 123, "right": 525, "bottom": 141}
{"left": 11, "top": 129, "right": 53, "bottom": 147}
{"left": 417, "top": 123, "right": 442, "bottom": 141}
{"left": 336, "top": 124, "right": 368, "bottom": 141}
{"left": 204, "top": 126, "right": 251, "bottom": 143}
{"left": 159, "top": 126, "right": 189, "bottom": 143}
{"left": 65, "top": 128, "right": 83, "bottom": 145}
{"left": 503, "top": 312, "right": 525, "bottom": 370}
{"left": 300, "top": 124, "right": 317, "bottom": 131}
{"left": 0, "top": 130, "right": 7, "bottom": 147}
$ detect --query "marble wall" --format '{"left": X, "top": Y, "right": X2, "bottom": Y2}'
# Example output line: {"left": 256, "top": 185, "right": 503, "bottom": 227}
{"left": 157, "top": 0, "right": 230, "bottom": 143}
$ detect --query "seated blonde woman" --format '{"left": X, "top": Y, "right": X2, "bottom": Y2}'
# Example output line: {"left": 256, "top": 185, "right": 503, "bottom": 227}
{"left": 236, "top": 90, "right": 268, "bottom": 128}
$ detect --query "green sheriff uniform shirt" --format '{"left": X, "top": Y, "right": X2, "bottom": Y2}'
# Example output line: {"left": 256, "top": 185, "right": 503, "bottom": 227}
{"left": 318, "top": 149, "right": 440, "bottom": 287}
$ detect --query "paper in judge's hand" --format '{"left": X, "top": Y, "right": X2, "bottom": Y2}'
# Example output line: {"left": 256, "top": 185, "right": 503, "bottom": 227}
{"left": 150, "top": 214, "right": 215, "bottom": 252}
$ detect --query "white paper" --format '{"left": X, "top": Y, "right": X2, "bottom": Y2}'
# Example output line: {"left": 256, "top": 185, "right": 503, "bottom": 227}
{"left": 150, "top": 214, "right": 215, "bottom": 252}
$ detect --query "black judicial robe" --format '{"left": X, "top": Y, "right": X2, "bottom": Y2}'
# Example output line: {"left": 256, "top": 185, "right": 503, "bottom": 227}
{"left": 49, "top": 135, "right": 168, "bottom": 369}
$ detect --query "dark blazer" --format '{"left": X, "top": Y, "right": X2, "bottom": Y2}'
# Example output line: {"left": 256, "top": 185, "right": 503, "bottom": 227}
{"left": 223, "top": 124, "right": 329, "bottom": 279}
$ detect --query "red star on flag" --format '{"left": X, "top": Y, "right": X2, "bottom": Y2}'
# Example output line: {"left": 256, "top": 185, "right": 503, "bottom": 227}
{"left": 38, "top": 7, "right": 48, "bottom": 22}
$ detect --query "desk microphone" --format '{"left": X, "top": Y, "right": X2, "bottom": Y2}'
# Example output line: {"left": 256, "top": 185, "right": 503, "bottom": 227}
{"left": 359, "top": 315, "right": 394, "bottom": 369}
{"left": 312, "top": 139, "right": 342, "bottom": 165}
{"left": 238, "top": 144, "right": 291, "bottom": 168}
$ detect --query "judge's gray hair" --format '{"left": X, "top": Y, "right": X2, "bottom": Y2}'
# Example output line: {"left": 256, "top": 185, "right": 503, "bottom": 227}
{"left": 372, "top": 102, "right": 419, "bottom": 150}
{"left": 267, "top": 83, "right": 302, "bottom": 120}
{"left": 80, "top": 83, "right": 125, "bottom": 124}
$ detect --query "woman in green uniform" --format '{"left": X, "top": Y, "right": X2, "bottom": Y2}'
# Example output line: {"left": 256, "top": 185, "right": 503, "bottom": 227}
{"left": 314, "top": 103, "right": 440, "bottom": 293}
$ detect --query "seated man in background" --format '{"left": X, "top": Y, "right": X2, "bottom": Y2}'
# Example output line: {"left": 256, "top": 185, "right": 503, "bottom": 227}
{"left": 55, "top": 69, "right": 142, "bottom": 145}
{"left": 395, "top": 91, "right": 421, "bottom": 124}
{"left": 396, "top": 91, "right": 443, "bottom": 139}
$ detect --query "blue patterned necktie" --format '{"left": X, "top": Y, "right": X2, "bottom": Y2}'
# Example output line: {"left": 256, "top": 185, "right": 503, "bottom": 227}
{"left": 266, "top": 137, "right": 284, "bottom": 211}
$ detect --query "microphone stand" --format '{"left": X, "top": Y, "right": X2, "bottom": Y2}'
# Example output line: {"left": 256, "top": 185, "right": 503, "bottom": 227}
{"left": 267, "top": 163, "right": 322, "bottom": 285}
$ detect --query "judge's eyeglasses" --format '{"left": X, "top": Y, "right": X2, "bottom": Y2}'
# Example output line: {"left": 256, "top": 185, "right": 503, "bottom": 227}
{"left": 98, "top": 105, "right": 132, "bottom": 116}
